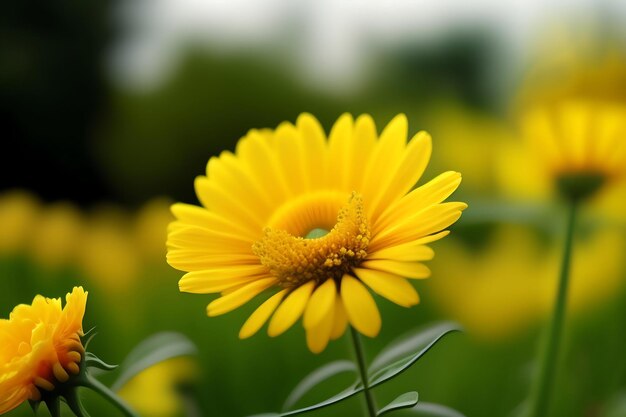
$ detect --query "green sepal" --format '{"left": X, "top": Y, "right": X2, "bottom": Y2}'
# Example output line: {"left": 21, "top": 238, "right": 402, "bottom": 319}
{"left": 28, "top": 399, "right": 40, "bottom": 414}
{"left": 44, "top": 397, "right": 61, "bottom": 417}
{"left": 282, "top": 360, "right": 356, "bottom": 411}
{"left": 85, "top": 352, "right": 118, "bottom": 371}
{"left": 111, "top": 332, "right": 197, "bottom": 391}
{"left": 377, "top": 392, "right": 419, "bottom": 416}
{"left": 81, "top": 327, "right": 98, "bottom": 350}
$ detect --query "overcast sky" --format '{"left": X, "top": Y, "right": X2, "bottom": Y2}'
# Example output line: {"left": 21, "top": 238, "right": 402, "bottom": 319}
{"left": 110, "top": 0, "right": 626, "bottom": 92}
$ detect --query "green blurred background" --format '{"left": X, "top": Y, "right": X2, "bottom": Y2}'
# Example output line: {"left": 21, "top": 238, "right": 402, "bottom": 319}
{"left": 2, "top": 1, "right": 626, "bottom": 416}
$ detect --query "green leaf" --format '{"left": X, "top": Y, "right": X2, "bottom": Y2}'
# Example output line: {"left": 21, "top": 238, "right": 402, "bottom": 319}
{"left": 368, "top": 322, "right": 461, "bottom": 387}
{"left": 369, "top": 322, "right": 460, "bottom": 374}
{"left": 111, "top": 332, "right": 197, "bottom": 391}
{"left": 377, "top": 392, "right": 419, "bottom": 416}
{"left": 85, "top": 352, "right": 118, "bottom": 371}
{"left": 247, "top": 384, "right": 363, "bottom": 417}
{"left": 404, "top": 402, "right": 466, "bottom": 417}
{"left": 281, "top": 385, "right": 362, "bottom": 416}
{"left": 283, "top": 360, "right": 356, "bottom": 411}
{"left": 249, "top": 323, "right": 459, "bottom": 417}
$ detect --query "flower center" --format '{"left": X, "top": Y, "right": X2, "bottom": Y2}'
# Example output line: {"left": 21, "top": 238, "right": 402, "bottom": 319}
{"left": 253, "top": 192, "right": 370, "bottom": 288}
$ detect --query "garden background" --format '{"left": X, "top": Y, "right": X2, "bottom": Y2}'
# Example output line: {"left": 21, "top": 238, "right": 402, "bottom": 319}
{"left": 2, "top": 1, "right": 626, "bottom": 416}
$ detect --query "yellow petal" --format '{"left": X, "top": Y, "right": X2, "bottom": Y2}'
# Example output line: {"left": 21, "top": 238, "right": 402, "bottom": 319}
{"left": 207, "top": 277, "right": 276, "bottom": 316}
{"left": 306, "top": 300, "right": 335, "bottom": 354}
{"left": 340, "top": 275, "right": 381, "bottom": 337}
{"left": 355, "top": 268, "right": 420, "bottom": 307}
{"left": 370, "top": 202, "right": 467, "bottom": 251}
{"left": 239, "top": 290, "right": 288, "bottom": 339}
{"left": 374, "top": 171, "right": 462, "bottom": 235}
{"left": 330, "top": 296, "right": 348, "bottom": 340}
{"left": 194, "top": 177, "right": 265, "bottom": 231}
{"left": 350, "top": 114, "right": 378, "bottom": 192}
{"left": 274, "top": 122, "right": 309, "bottom": 197}
{"left": 267, "top": 281, "right": 315, "bottom": 337}
{"left": 361, "top": 260, "right": 431, "bottom": 279}
{"left": 236, "top": 130, "right": 290, "bottom": 205}
{"left": 361, "top": 114, "right": 407, "bottom": 219}
{"left": 369, "top": 131, "right": 432, "bottom": 223}
{"left": 179, "top": 269, "right": 267, "bottom": 293}
{"left": 171, "top": 203, "right": 256, "bottom": 239}
{"left": 367, "top": 243, "right": 434, "bottom": 262}
{"left": 303, "top": 279, "right": 337, "bottom": 329}
{"left": 296, "top": 113, "right": 328, "bottom": 191}
{"left": 328, "top": 113, "right": 355, "bottom": 190}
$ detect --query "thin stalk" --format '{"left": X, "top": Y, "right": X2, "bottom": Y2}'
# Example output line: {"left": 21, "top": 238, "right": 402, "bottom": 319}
{"left": 350, "top": 327, "right": 377, "bottom": 417}
{"left": 81, "top": 373, "right": 140, "bottom": 417}
{"left": 528, "top": 201, "right": 578, "bottom": 417}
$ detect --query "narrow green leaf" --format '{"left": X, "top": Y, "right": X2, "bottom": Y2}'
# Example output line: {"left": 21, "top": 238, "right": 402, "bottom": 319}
{"left": 281, "top": 384, "right": 361, "bottom": 416}
{"left": 111, "top": 332, "right": 197, "bottom": 391}
{"left": 368, "top": 323, "right": 460, "bottom": 388}
{"left": 369, "top": 322, "right": 461, "bottom": 374}
{"left": 283, "top": 360, "right": 356, "bottom": 411}
{"left": 377, "top": 392, "right": 419, "bottom": 416}
{"left": 85, "top": 352, "right": 118, "bottom": 371}
{"left": 405, "top": 402, "right": 466, "bottom": 417}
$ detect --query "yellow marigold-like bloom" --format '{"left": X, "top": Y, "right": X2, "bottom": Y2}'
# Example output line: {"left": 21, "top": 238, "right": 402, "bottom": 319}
{"left": 522, "top": 100, "right": 626, "bottom": 200}
{"left": 0, "top": 287, "right": 87, "bottom": 413}
{"left": 167, "top": 113, "right": 466, "bottom": 353}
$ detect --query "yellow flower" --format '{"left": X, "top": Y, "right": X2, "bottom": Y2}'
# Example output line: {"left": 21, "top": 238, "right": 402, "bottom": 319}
{"left": 430, "top": 226, "right": 625, "bottom": 341}
{"left": 0, "top": 287, "right": 87, "bottom": 414}
{"left": 0, "top": 190, "right": 40, "bottom": 255}
{"left": 117, "top": 357, "right": 198, "bottom": 417}
{"left": 167, "top": 113, "right": 466, "bottom": 352}
{"left": 521, "top": 100, "right": 626, "bottom": 200}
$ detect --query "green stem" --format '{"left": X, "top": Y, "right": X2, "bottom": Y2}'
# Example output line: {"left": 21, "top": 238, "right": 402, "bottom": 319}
{"left": 528, "top": 200, "right": 578, "bottom": 417}
{"left": 81, "top": 373, "right": 140, "bottom": 417}
{"left": 350, "top": 327, "right": 377, "bottom": 417}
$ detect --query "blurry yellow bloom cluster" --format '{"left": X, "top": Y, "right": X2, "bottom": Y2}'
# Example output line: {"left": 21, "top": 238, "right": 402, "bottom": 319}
{"left": 421, "top": 40, "right": 626, "bottom": 342}
{"left": 118, "top": 357, "right": 198, "bottom": 417}
{"left": 430, "top": 227, "right": 625, "bottom": 340}
{"left": 0, "top": 191, "right": 173, "bottom": 293}
{"left": 0, "top": 287, "right": 87, "bottom": 414}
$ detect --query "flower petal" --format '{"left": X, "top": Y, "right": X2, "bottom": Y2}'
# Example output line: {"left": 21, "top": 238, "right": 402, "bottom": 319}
{"left": 239, "top": 290, "right": 288, "bottom": 339}
{"left": 340, "top": 275, "right": 381, "bottom": 337}
{"left": 207, "top": 277, "right": 276, "bottom": 317}
{"left": 268, "top": 281, "right": 316, "bottom": 337}
{"left": 303, "top": 279, "right": 337, "bottom": 329}
{"left": 355, "top": 268, "right": 420, "bottom": 307}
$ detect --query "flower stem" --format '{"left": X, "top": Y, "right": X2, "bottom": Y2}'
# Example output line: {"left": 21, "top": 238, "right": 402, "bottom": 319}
{"left": 350, "top": 326, "right": 377, "bottom": 417}
{"left": 81, "top": 373, "right": 140, "bottom": 417}
{"left": 528, "top": 200, "right": 578, "bottom": 417}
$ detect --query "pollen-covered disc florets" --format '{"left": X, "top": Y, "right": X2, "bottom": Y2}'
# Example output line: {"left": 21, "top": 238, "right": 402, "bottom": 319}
{"left": 253, "top": 193, "right": 370, "bottom": 288}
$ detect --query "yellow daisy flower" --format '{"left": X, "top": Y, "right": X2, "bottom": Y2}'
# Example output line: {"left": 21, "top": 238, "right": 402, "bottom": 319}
{"left": 522, "top": 100, "right": 626, "bottom": 200}
{"left": 167, "top": 113, "right": 466, "bottom": 353}
{"left": 0, "top": 287, "right": 87, "bottom": 414}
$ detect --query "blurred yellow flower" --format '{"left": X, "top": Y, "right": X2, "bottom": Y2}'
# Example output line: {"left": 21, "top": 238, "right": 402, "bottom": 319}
{"left": 0, "top": 190, "right": 40, "bottom": 255}
{"left": 521, "top": 100, "right": 626, "bottom": 200}
{"left": 0, "top": 287, "right": 87, "bottom": 413}
{"left": 78, "top": 212, "right": 141, "bottom": 294}
{"left": 168, "top": 113, "right": 466, "bottom": 352}
{"left": 29, "top": 202, "right": 83, "bottom": 268}
{"left": 425, "top": 102, "right": 515, "bottom": 194}
{"left": 133, "top": 197, "right": 174, "bottom": 262}
{"left": 117, "top": 357, "right": 198, "bottom": 417}
{"left": 430, "top": 227, "right": 625, "bottom": 341}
